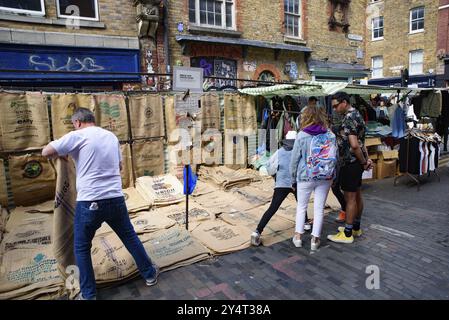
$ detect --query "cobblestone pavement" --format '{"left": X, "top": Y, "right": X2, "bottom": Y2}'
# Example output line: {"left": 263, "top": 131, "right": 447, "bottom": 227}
{"left": 98, "top": 164, "right": 449, "bottom": 300}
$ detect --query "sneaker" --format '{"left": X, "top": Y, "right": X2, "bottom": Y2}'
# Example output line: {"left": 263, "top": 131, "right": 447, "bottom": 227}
{"left": 251, "top": 231, "right": 261, "bottom": 246}
{"left": 304, "top": 220, "right": 313, "bottom": 231}
{"left": 327, "top": 231, "right": 354, "bottom": 244}
{"left": 335, "top": 211, "right": 346, "bottom": 223}
{"left": 292, "top": 235, "right": 302, "bottom": 248}
{"left": 145, "top": 265, "right": 160, "bottom": 286}
{"left": 338, "top": 226, "right": 362, "bottom": 237}
{"left": 75, "top": 293, "right": 96, "bottom": 300}
{"left": 311, "top": 237, "right": 320, "bottom": 251}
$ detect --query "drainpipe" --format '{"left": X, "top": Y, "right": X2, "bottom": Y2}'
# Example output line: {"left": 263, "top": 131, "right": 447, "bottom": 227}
{"left": 163, "top": 0, "right": 171, "bottom": 74}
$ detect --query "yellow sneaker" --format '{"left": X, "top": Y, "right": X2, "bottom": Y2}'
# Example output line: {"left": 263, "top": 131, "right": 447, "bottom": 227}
{"left": 338, "top": 227, "right": 362, "bottom": 238}
{"left": 327, "top": 231, "right": 354, "bottom": 244}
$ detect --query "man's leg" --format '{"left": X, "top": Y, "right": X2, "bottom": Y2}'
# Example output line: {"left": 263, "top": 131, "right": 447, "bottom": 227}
{"left": 343, "top": 191, "right": 357, "bottom": 236}
{"left": 106, "top": 198, "right": 157, "bottom": 282}
{"left": 353, "top": 189, "right": 363, "bottom": 234}
{"left": 74, "top": 201, "right": 103, "bottom": 300}
{"left": 333, "top": 166, "right": 347, "bottom": 223}
{"left": 256, "top": 188, "right": 290, "bottom": 234}
{"left": 328, "top": 163, "right": 361, "bottom": 243}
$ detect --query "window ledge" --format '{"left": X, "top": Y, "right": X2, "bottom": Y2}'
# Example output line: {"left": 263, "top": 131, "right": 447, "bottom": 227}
{"left": 188, "top": 25, "right": 241, "bottom": 38}
{"left": 371, "top": 37, "right": 384, "bottom": 42}
{"left": 409, "top": 30, "right": 424, "bottom": 35}
{"left": 0, "top": 12, "right": 105, "bottom": 28}
{"left": 284, "top": 36, "right": 307, "bottom": 45}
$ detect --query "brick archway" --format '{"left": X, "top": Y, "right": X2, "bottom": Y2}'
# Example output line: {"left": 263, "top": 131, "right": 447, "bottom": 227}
{"left": 253, "top": 64, "right": 282, "bottom": 81}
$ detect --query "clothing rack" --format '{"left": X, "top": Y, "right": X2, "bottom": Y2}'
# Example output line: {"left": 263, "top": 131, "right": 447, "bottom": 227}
{"left": 394, "top": 132, "right": 440, "bottom": 191}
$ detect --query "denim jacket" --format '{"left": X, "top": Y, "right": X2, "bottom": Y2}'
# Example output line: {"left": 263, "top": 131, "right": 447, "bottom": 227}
{"left": 290, "top": 131, "right": 314, "bottom": 182}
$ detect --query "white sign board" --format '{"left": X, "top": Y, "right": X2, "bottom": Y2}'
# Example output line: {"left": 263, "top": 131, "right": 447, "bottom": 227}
{"left": 175, "top": 94, "right": 201, "bottom": 114}
{"left": 348, "top": 34, "right": 363, "bottom": 41}
{"left": 173, "top": 66, "right": 204, "bottom": 93}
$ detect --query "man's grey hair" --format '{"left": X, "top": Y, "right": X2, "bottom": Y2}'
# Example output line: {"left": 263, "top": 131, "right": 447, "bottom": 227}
{"left": 71, "top": 107, "right": 96, "bottom": 123}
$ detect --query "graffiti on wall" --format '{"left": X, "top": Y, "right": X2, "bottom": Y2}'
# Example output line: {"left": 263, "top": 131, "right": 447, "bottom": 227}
{"left": 243, "top": 61, "right": 257, "bottom": 72}
{"left": 284, "top": 61, "right": 299, "bottom": 80}
{"left": 191, "top": 57, "right": 237, "bottom": 91}
{"left": 29, "top": 55, "right": 105, "bottom": 72}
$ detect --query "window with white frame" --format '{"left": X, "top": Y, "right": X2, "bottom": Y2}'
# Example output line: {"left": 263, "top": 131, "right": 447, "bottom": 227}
{"left": 57, "top": 0, "right": 99, "bottom": 21}
{"left": 0, "top": 0, "right": 45, "bottom": 15}
{"left": 189, "top": 0, "right": 235, "bottom": 30}
{"left": 371, "top": 56, "right": 383, "bottom": 78}
{"left": 372, "top": 17, "right": 384, "bottom": 40}
{"left": 410, "top": 7, "right": 424, "bottom": 33}
{"left": 284, "top": 0, "right": 302, "bottom": 38}
{"left": 409, "top": 50, "right": 424, "bottom": 75}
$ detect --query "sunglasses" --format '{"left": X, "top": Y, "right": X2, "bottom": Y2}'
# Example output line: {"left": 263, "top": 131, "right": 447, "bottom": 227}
{"left": 332, "top": 100, "right": 345, "bottom": 109}
{"left": 332, "top": 102, "right": 341, "bottom": 109}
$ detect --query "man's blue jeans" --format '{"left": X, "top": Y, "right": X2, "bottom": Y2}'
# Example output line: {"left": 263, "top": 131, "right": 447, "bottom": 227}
{"left": 74, "top": 196, "right": 156, "bottom": 300}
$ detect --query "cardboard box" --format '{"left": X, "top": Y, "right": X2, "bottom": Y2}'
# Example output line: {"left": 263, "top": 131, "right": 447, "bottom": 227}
{"left": 365, "top": 137, "right": 382, "bottom": 147}
{"left": 377, "top": 159, "right": 397, "bottom": 179}
{"left": 378, "top": 150, "right": 399, "bottom": 160}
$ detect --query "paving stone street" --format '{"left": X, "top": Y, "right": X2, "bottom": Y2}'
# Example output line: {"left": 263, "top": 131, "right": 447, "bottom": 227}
{"left": 97, "top": 160, "right": 449, "bottom": 300}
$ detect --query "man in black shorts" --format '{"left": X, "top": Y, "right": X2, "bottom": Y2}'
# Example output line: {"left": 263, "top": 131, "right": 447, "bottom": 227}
{"left": 327, "top": 92, "right": 373, "bottom": 244}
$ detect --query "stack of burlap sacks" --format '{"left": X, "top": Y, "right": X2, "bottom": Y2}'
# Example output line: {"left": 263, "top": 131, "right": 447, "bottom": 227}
{"left": 0, "top": 90, "right": 344, "bottom": 300}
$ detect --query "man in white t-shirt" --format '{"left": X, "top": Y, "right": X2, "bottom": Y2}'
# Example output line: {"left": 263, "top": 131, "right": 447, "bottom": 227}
{"left": 42, "top": 108, "right": 159, "bottom": 300}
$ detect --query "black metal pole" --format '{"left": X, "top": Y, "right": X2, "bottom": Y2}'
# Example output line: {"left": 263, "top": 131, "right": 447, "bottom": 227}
{"left": 185, "top": 164, "right": 189, "bottom": 231}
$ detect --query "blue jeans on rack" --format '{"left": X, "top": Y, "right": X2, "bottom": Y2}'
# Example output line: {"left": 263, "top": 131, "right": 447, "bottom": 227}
{"left": 74, "top": 197, "right": 156, "bottom": 300}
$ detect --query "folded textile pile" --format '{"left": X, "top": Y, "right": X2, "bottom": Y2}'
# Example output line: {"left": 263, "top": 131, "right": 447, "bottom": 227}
{"left": 140, "top": 226, "right": 211, "bottom": 272}
{"left": 123, "top": 187, "right": 153, "bottom": 215}
{"left": 135, "top": 175, "right": 184, "bottom": 207}
{"left": 197, "top": 166, "right": 252, "bottom": 190}
{"left": 0, "top": 202, "right": 64, "bottom": 300}
{"left": 190, "top": 219, "right": 252, "bottom": 255}
{"left": 96, "top": 210, "right": 177, "bottom": 237}
{"left": 0, "top": 207, "right": 9, "bottom": 243}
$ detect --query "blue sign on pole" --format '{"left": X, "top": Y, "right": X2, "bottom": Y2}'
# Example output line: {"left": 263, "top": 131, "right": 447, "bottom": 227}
{"left": 0, "top": 44, "right": 140, "bottom": 82}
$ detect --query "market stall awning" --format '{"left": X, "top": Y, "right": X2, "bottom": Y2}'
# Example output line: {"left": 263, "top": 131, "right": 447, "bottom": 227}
{"left": 308, "top": 59, "right": 370, "bottom": 79}
{"left": 239, "top": 81, "right": 426, "bottom": 97}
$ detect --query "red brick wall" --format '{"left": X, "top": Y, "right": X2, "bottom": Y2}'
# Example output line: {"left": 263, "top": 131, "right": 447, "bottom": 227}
{"left": 437, "top": 1, "right": 449, "bottom": 55}
{"left": 253, "top": 63, "right": 282, "bottom": 81}
{"left": 302, "top": 0, "right": 308, "bottom": 40}
{"left": 236, "top": 0, "right": 243, "bottom": 32}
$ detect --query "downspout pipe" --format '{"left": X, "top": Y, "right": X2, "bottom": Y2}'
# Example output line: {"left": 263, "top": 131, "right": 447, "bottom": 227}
{"left": 163, "top": 0, "right": 171, "bottom": 74}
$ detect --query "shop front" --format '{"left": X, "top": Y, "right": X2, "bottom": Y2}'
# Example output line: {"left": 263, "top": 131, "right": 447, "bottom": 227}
{"left": 0, "top": 43, "right": 140, "bottom": 90}
{"left": 307, "top": 60, "right": 370, "bottom": 83}
{"left": 369, "top": 74, "right": 437, "bottom": 88}
{"left": 175, "top": 35, "right": 312, "bottom": 91}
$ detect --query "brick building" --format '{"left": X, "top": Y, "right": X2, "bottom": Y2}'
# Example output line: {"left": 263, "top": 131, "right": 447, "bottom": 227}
{"left": 437, "top": 0, "right": 449, "bottom": 86}
{"left": 165, "top": 0, "right": 369, "bottom": 90}
{"left": 305, "top": 0, "right": 369, "bottom": 82}
{"left": 0, "top": 0, "right": 159, "bottom": 89}
{"left": 366, "top": 0, "right": 439, "bottom": 88}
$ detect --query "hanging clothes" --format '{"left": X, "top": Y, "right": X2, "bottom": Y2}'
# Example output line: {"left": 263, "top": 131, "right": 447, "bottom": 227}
{"left": 420, "top": 90, "right": 442, "bottom": 118}
{"left": 399, "top": 130, "right": 441, "bottom": 176}
{"left": 436, "top": 91, "right": 449, "bottom": 151}
{"left": 392, "top": 104, "right": 406, "bottom": 138}
{"left": 411, "top": 95, "right": 424, "bottom": 120}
